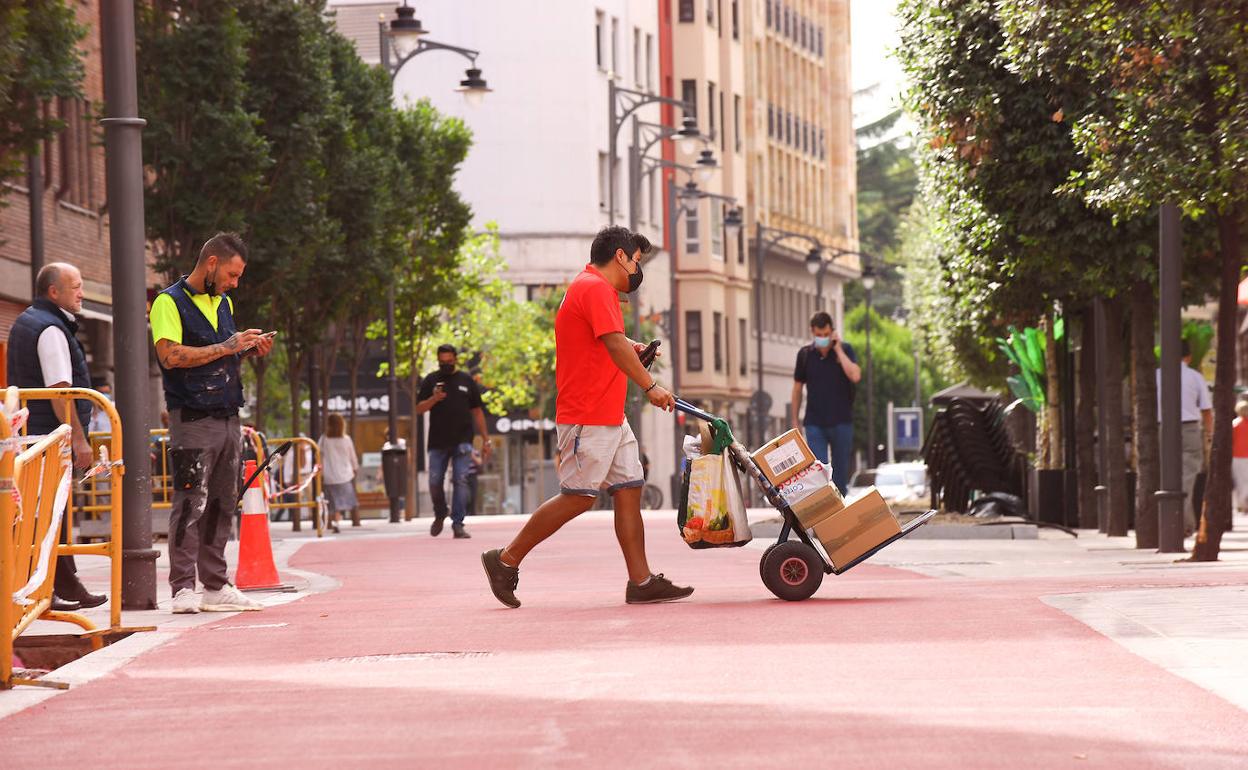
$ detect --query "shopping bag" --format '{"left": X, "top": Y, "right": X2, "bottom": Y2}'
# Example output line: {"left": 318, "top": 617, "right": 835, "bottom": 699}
{"left": 676, "top": 451, "right": 752, "bottom": 548}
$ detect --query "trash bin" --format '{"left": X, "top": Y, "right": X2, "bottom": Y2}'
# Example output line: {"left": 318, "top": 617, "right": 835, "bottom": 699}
{"left": 381, "top": 441, "right": 408, "bottom": 523}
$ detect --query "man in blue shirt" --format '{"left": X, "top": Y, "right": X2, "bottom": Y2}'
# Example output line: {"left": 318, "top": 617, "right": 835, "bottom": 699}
{"left": 790, "top": 311, "right": 861, "bottom": 494}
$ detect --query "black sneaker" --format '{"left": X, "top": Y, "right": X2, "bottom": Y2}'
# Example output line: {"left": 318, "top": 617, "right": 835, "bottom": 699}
{"left": 625, "top": 574, "right": 694, "bottom": 605}
{"left": 430, "top": 516, "right": 445, "bottom": 537}
{"left": 453, "top": 524, "right": 471, "bottom": 539}
{"left": 481, "top": 549, "right": 520, "bottom": 608}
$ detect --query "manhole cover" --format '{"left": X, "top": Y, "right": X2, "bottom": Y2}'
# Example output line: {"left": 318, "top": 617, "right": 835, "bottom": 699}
{"left": 323, "top": 651, "right": 493, "bottom": 663}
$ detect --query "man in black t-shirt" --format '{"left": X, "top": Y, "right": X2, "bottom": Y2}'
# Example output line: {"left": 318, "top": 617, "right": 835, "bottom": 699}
{"left": 416, "top": 344, "right": 492, "bottom": 538}
{"left": 790, "top": 311, "right": 861, "bottom": 494}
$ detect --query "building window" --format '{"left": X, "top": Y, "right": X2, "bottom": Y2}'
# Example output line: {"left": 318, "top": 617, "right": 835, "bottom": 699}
{"left": 611, "top": 17, "right": 619, "bottom": 73}
{"left": 767, "top": 104, "right": 774, "bottom": 137}
{"left": 783, "top": 6, "right": 790, "bottom": 39}
{"left": 57, "top": 97, "right": 95, "bottom": 209}
{"left": 820, "top": 128, "right": 826, "bottom": 160}
{"left": 734, "top": 94, "right": 742, "bottom": 153}
{"left": 732, "top": 0, "right": 739, "bottom": 39}
{"left": 765, "top": 0, "right": 772, "bottom": 29}
{"left": 679, "top": 0, "right": 695, "bottom": 23}
{"left": 633, "top": 27, "right": 642, "bottom": 86}
{"left": 719, "top": 91, "right": 726, "bottom": 151}
{"left": 682, "top": 79, "right": 697, "bottom": 119}
{"left": 711, "top": 205, "right": 724, "bottom": 257}
{"left": 739, "top": 318, "right": 748, "bottom": 376}
{"left": 598, "top": 152, "right": 609, "bottom": 209}
{"left": 645, "top": 33, "right": 654, "bottom": 91}
{"left": 595, "top": 11, "right": 605, "bottom": 69}
{"left": 737, "top": 222, "right": 745, "bottom": 264}
{"left": 708, "top": 82, "right": 716, "bottom": 138}
{"left": 686, "top": 311, "right": 703, "bottom": 372}
{"left": 685, "top": 205, "right": 700, "bottom": 254}
{"left": 707, "top": 0, "right": 714, "bottom": 26}
{"left": 785, "top": 111, "right": 792, "bottom": 145}
{"left": 713, "top": 311, "right": 723, "bottom": 372}
{"left": 818, "top": 28, "right": 824, "bottom": 57}
{"left": 800, "top": 17, "right": 807, "bottom": 49}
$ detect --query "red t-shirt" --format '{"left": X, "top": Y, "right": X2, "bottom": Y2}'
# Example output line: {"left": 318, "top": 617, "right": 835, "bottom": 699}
{"left": 556, "top": 266, "right": 626, "bottom": 425}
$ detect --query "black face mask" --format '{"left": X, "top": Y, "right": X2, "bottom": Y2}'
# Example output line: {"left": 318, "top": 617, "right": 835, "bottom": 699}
{"left": 204, "top": 265, "right": 220, "bottom": 297}
{"left": 438, "top": 363, "right": 456, "bottom": 375}
{"left": 623, "top": 259, "right": 644, "bottom": 293}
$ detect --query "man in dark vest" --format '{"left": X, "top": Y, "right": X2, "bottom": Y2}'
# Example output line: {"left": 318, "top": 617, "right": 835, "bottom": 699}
{"left": 150, "top": 232, "right": 273, "bottom": 614}
{"left": 6, "top": 263, "right": 106, "bottom": 610}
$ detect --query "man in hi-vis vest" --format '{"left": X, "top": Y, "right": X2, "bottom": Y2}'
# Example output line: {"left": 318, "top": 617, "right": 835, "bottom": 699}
{"left": 150, "top": 233, "right": 273, "bottom": 614}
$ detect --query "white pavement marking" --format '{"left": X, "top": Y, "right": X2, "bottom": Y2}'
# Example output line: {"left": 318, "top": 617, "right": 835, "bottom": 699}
{"left": 211, "top": 622, "right": 290, "bottom": 631}
{"left": 1044, "top": 585, "right": 1248, "bottom": 712}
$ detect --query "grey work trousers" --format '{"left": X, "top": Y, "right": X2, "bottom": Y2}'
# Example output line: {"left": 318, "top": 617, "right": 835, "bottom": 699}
{"left": 1181, "top": 421, "right": 1205, "bottom": 531}
{"left": 167, "top": 410, "right": 241, "bottom": 593}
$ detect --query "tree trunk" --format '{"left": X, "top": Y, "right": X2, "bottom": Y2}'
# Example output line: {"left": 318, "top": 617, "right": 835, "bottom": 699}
{"left": 346, "top": 317, "right": 367, "bottom": 439}
{"left": 1103, "top": 296, "right": 1129, "bottom": 537}
{"left": 1130, "top": 279, "right": 1160, "bottom": 549}
{"left": 1076, "top": 308, "right": 1098, "bottom": 528}
{"left": 1043, "top": 312, "right": 1062, "bottom": 470}
{"left": 250, "top": 356, "right": 269, "bottom": 434}
{"left": 1192, "top": 208, "right": 1242, "bottom": 560}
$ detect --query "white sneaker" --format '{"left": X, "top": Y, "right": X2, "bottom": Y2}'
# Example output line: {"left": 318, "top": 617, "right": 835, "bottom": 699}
{"left": 200, "top": 584, "right": 264, "bottom": 612}
{"left": 171, "top": 588, "right": 200, "bottom": 614}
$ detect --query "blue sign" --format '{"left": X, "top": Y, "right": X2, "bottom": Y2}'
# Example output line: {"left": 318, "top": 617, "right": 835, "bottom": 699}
{"left": 893, "top": 407, "right": 924, "bottom": 453}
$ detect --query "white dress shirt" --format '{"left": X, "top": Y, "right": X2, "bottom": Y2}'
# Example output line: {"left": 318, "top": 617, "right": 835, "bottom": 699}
{"left": 35, "top": 307, "right": 77, "bottom": 386}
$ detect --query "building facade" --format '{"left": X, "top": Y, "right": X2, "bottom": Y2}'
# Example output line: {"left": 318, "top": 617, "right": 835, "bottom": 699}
{"left": 0, "top": 0, "right": 116, "bottom": 384}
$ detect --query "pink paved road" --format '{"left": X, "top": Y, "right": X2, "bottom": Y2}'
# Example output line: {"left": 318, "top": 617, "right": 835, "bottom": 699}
{"left": 3, "top": 515, "right": 1248, "bottom": 768}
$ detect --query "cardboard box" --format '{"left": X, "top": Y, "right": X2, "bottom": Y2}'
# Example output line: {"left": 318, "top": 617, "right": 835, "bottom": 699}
{"left": 751, "top": 429, "right": 816, "bottom": 487}
{"left": 777, "top": 461, "right": 833, "bottom": 507}
{"left": 788, "top": 483, "right": 845, "bottom": 528}
{"left": 805, "top": 488, "right": 901, "bottom": 571}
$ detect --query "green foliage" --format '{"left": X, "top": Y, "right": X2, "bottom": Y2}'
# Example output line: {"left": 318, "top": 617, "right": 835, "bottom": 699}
{"left": 997, "top": 320, "right": 1063, "bottom": 413}
{"left": 896, "top": 0, "right": 1152, "bottom": 372}
{"left": 137, "top": 1, "right": 270, "bottom": 274}
{"left": 842, "top": 304, "right": 948, "bottom": 457}
{"left": 0, "top": 0, "right": 85, "bottom": 201}
{"left": 1152, "top": 320, "right": 1215, "bottom": 371}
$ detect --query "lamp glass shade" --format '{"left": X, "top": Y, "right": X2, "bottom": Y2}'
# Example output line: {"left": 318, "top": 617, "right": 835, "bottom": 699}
{"left": 391, "top": 31, "right": 422, "bottom": 59}
{"left": 862, "top": 275, "right": 876, "bottom": 291}
{"left": 805, "top": 253, "right": 821, "bottom": 275}
{"left": 696, "top": 165, "right": 714, "bottom": 183}
{"left": 678, "top": 135, "right": 698, "bottom": 154}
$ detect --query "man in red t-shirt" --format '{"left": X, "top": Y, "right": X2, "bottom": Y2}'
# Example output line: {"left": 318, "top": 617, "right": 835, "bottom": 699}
{"left": 482, "top": 226, "right": 691, "bottom": 608}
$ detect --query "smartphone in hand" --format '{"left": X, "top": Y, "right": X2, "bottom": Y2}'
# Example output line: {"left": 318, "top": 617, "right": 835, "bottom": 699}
{"left": 638, "top": 340, "right": 660, "bottom": 369}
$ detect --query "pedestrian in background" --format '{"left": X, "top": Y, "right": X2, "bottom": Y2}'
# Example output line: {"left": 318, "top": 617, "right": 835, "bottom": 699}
{"left": 6, "top": 263, "right": 106, "bottom": 610}
{"left": 416, "top": 344, "right": 491, "bottom": 539}
{"left": 151, "top": 232, "right": 273, "bottom": 613}
{"left": 319, "top": 413, "right": 359, "bottom": 534}
{"left": 88, "top": 381, "right": 114, "bottom": 434}
{"left": 481, "top": 225, "right": 689, "bottom": 608}
{"left": 1232, "top": 400, "right": 1248, "bottom": 514}
{"left": 790, "top": 311, "right": 861, "bottom": 494}
{"left": 1156, "top": 339, "right": 1212, "bottom": 535}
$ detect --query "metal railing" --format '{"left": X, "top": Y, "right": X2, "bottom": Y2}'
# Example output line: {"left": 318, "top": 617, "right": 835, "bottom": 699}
{"left": 3, "top": 387, "right": 147, "bottom": 688}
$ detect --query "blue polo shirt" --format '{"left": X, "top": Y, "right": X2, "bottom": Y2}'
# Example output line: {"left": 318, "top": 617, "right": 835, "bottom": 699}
{"left": 794, "top": 342, "right": 857, "bottom": 427}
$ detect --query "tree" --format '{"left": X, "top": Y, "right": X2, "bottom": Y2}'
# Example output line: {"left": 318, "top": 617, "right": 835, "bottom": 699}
{"left": 136, "top": 1, "right": 269, "bottom": 277}
{"left": 0, "top": 0, "right": 85, "bottom": 211}
{"left": 897, "top": 0, "right": 1155, "bottom": 536}
{"left": 999, "top": 0, "right": 1248, "bottom": 559}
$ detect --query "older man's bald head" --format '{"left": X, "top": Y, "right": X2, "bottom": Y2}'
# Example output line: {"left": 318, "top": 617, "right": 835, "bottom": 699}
{"left": 36, "top": 263, "right": 84, "bottom": 315}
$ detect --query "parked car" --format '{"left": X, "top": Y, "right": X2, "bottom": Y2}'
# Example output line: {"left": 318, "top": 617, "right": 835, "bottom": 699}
{"left": 846, "top": 462, "right": 928, "bottom": 503}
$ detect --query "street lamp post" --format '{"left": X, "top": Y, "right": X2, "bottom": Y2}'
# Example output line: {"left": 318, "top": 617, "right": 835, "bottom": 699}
{"left": 100, "top": 0, "right": 157, "bottom": 608}
{"left": 607, "top": 81, "right": 693, "bottom": 227}
{"left": 861, "top": 262, "right": 877, "bottom": 469}
{"left": 378, "top": 6, "right": 489, "bottom": 523}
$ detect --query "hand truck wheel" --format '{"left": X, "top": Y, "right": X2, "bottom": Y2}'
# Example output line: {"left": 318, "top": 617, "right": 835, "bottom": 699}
{"left": 760, "top": 541, "right": 824, "bottom": 601}
{"left": 759, "top": 542, "right": 781, "bottom": 583}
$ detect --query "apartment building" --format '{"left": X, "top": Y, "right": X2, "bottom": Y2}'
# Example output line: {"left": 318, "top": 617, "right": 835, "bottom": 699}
{"left": 667, "top": 0, "right": 754, "bottom": 436}
{"left": 744, "top": 0, "right": 859, "bottom": 440}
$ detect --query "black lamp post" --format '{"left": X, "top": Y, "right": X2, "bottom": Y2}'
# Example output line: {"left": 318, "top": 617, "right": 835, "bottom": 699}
{"left": 378, "top": 4, "right": 489, "bottom": 523}
{"left": 861, "top": 262, "right": 877, "bottom": 468}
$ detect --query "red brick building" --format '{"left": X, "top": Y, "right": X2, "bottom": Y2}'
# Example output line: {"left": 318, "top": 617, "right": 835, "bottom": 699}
{"left": 1, "top": 2, "right": 128, "bottom": 386}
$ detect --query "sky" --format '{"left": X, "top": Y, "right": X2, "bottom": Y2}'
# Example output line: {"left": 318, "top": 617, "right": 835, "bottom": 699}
{"left": 850, "top": 0, "right": 906, "bottom": 129}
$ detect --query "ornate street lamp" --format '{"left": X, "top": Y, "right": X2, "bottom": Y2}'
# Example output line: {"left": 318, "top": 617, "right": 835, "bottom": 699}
{"left": 695, "top": 149, "right": 718, "bottom": 183}
{"left": 724, "top": 207, "right": 744, "bottom": 239}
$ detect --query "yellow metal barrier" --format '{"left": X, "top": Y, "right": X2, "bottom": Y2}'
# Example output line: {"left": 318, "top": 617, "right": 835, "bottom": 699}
{"left": 4, "top": 387, "right": 152, "bottom": 689}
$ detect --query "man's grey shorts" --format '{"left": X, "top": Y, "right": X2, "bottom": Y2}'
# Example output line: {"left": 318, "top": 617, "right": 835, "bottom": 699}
{"left": 555, "top": 422, "right": 645, "bottom": 497}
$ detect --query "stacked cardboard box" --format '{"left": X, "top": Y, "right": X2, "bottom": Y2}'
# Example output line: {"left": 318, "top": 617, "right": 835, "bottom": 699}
{"left": 751, "top": 429, "right": 902, "bottom": 572}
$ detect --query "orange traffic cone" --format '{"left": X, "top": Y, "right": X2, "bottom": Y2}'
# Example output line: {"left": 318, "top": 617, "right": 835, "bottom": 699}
{"left": 235, "top": 459, "right": 287, "bottom": 591}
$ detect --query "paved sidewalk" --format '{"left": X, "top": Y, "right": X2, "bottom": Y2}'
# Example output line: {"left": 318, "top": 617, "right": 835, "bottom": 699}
{"left": 2, "top": 510, "right": 1246, "bottom": 768}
